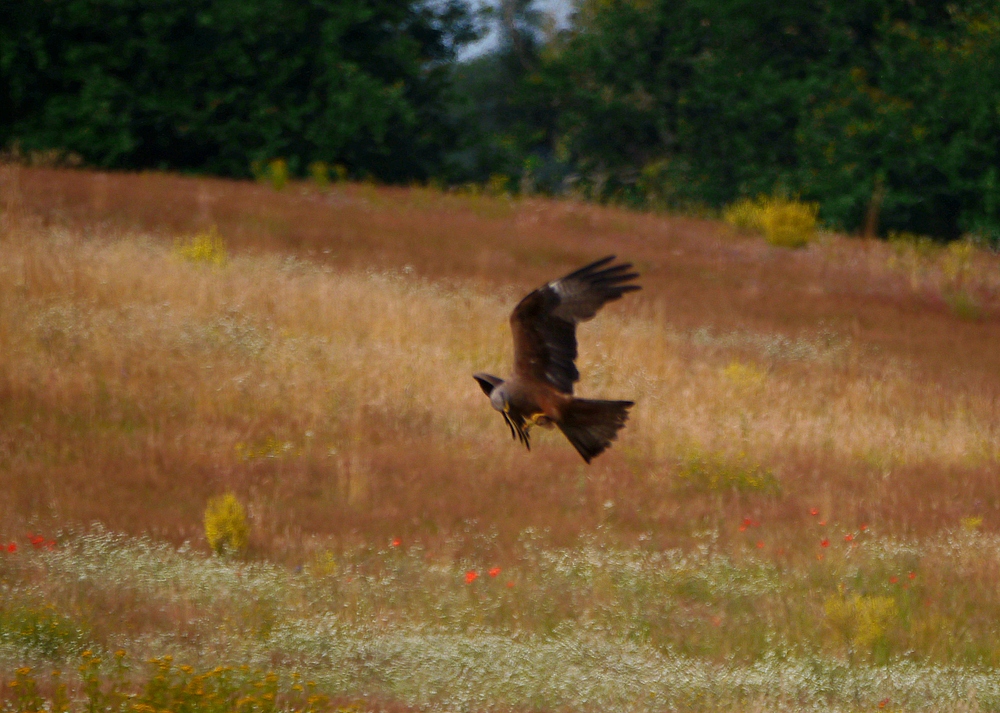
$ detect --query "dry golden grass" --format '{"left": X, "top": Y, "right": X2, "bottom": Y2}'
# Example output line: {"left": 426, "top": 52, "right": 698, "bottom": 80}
{"left": 2, "top": 165, "right": 1000, "bottom": 561}
{"left": 6, "top": 166, "right": 1000, "bottom": 710}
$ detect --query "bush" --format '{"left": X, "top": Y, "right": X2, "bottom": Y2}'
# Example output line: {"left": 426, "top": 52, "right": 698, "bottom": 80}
{"left": 251, "top": 158, "right": 289, "bottom": 191}
{"left": 175, "top": 227, "right": 227, "bottom": 266}
{"left": 825, "top": 591, "right": 899, "bottom": 662}
{"left": 675, "top": 447, "right": 779, "bottom": 495}
{"left": 724, "top": 195, "right": 819, "bottom": 248}
{"left": 0, "top": 604, "right": 89, "bottom": 660}
{"left": 204, "top": 493, "right": 250, "bottom": 557}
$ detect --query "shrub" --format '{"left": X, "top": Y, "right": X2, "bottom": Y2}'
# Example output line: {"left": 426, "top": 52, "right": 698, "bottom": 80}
{"left": 945, "top": 290, "right": 981, "bottom": 321}
{"left": 308, "top": 161, "right": 330, "bottom": 188}
{"left": 824, "top": 591, "right": 899, "bottom": 662}
{"left": 175, "top": 227, "right": 227, "bottom": 266}
{"left": 722, "top": 360, "right": 767, "bottom": 392}
{"left": 204, "top": 493, "right": 250, "bottom": 557}
{"left": 4, "top": 655, "right": 331, "bottom": 713}
{"left": 266, "top": 159, "right": 289, "bottom": 191}
{"left": 675, "top": 447, "right": 779, "bottom": 495}
{"left": 0, "top": 604, "right": 89, "bottom": 660}
{"left": 251, "top": 158, "right": 289, "bottom": 191}
{"left": 486, "top": 174, "right": 511, "bottom": 197}
{"left": 724, "top": 195, "right": 819, "bottom": 248}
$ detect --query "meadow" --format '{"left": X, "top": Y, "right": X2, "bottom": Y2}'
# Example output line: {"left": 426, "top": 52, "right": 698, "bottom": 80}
{"left": 2, "top": 165, "right": 1000, "bottom": 711}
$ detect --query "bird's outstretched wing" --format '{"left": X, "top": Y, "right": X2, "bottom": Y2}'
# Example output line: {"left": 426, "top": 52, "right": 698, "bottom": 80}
{"left": 510, "top": 256, "right": 640, "bottom": 393}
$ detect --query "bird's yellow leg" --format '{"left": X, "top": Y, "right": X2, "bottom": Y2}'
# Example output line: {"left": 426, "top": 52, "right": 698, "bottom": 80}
{"left": 527, "top": 412, "right": 554, "bottom": 429}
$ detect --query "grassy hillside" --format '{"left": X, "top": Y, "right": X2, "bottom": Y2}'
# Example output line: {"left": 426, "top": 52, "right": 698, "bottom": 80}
{"left": 2, "top": 166, "right": 1000, "bottom": 711}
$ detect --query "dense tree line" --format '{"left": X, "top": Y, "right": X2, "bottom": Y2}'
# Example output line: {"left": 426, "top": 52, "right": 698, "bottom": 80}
{"left": 0, "top": 0, "right": 476, "bottom": 179}
{"left": 2, "top": 0, "right": 999, "bottom": 239}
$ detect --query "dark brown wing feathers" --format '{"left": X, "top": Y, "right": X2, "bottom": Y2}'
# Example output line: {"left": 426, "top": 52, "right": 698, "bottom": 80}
{"left": 511, "top": 256, "right": 640, "bottom": 393}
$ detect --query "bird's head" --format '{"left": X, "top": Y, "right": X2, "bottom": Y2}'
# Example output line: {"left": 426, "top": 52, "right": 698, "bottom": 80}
{"left": 473, "top": 372, "right": 507, "bottom": 412}
{"left": 489, "top": 384, "right": 509, "bottom": 414}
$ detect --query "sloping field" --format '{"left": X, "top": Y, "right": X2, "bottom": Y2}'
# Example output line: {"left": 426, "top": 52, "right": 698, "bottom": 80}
{"left": 2, "top": 166, "right": 1000, "bottom": 711}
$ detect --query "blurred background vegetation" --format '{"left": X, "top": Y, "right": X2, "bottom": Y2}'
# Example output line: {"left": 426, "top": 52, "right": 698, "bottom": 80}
{"left": 2, "top": 0, "right": 999, "bottom": 241}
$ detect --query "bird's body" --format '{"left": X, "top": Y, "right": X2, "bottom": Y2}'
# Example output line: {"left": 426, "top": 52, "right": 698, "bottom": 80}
{"left": 474, "top": 256, "right": 640, "bottom": 463}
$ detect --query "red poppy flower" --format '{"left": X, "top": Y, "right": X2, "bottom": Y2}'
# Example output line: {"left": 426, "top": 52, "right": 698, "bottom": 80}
{"left": 391, "top": 538, "right": 401, "bottom": 547}
{"left": 29, "top": 534, "right": 45, "bottom": 548}
{"left": 756, "top": 541, "right": 765, "bottom": 549}
{"left": 810, "top": 508, "right": 819, "bottom": 516}
{"left": 860, "top": 524, "right": 868, "bottom": 531}
{"left": 465, "top": 570, "right": 478, "bottom": 584}
{"left": 820, "top": 539, "right": 829, "bottom": 548}
{"left": 818, "top": 520, "right": 826, "bottom": 526}
{"left": 6, "top": 542, "right": 16, "bottom": 553}
{"left": 879, "top": 699, "right": 890, "bottom": 709}
{"left": 890, "top": 576, "right": 899, "bottom": 584}
{"left": 844, "top": 533, "right": 854, "bottom": 542}
{"left": 489, "top": 567, "right": 501, "bottom": 577}
{"left": 739, "top": 525, "right": 747, "bottom": 532}
{"left": 908, "top": 572, "right": 916, "bottom": 580}
{"left": 506, "top": 581, "right": 515, "bottom": 588}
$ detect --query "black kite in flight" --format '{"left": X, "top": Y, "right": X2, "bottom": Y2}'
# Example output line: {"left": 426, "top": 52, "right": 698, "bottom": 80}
{"left": 474, "top": 256, "right": 640, "bottom": 463}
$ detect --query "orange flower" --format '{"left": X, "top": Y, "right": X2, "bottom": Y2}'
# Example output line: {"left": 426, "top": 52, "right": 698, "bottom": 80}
{"left": 488, "top": 567, "right": 501, "bottom": 577}
{"left": 820, "top": 539, "right": 829, "bottom": 548}
{"left": 465, "top": 570, "right": 478, "bottom": 584}
{"left": 879, "top": 698, "right": 890, "bottom": 709}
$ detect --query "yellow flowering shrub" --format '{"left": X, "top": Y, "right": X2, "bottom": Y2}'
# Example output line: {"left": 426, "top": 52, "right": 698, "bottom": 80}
{"left": 825, "top": 591, "right": 899, "bottom": 660}
{"left": 724, "top": 195, "right": 819, "bottom": 248}
{"left": 204, "top": 492, "right": 250, "bottom": 557}
{"left": 175, "top": 226, "right": 227, "bottom": 266}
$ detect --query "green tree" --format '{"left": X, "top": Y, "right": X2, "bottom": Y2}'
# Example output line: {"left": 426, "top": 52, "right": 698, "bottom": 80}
{"left": 535, "top": 0, "right": 998, "bottom": 237}
{"left": 0, "top": 0, "right": 477, "bottom": 181}
{"left": 797, "top": 5, "right": 1000, "bottom": 238}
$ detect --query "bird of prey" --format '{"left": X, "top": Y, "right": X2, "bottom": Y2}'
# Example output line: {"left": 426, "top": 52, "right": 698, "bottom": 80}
{"left": 474, "top": 256, "right": 640, "bottom": 463}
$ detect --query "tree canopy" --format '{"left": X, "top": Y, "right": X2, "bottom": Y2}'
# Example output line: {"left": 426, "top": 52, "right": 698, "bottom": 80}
{"left": 2, "top": 0, "right": 998, "bottom": 239}
{"left": 1, "top": 0, "right": 476, "bottom": 179}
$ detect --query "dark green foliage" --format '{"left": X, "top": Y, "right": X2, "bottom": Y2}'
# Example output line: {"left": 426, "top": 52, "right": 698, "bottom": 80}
{"left": 0, "top": 0, "right": 476, "bottom": 181}
{"left": 2, "top": 0, "right": 998, "bottom": 239}
{"left": 535, "top": 0, "right": 1000, "bottom": 237}
{"left": 444, "top": 0, "right": 562, "bottom": 187}
{"left": 796, "top": 6, "right": 1000, "bottom": 238}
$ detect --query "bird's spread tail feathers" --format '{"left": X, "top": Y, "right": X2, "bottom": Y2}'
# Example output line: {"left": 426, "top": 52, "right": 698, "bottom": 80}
{"left": 558, "top": 398, "right": 633, "bottom": 463}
